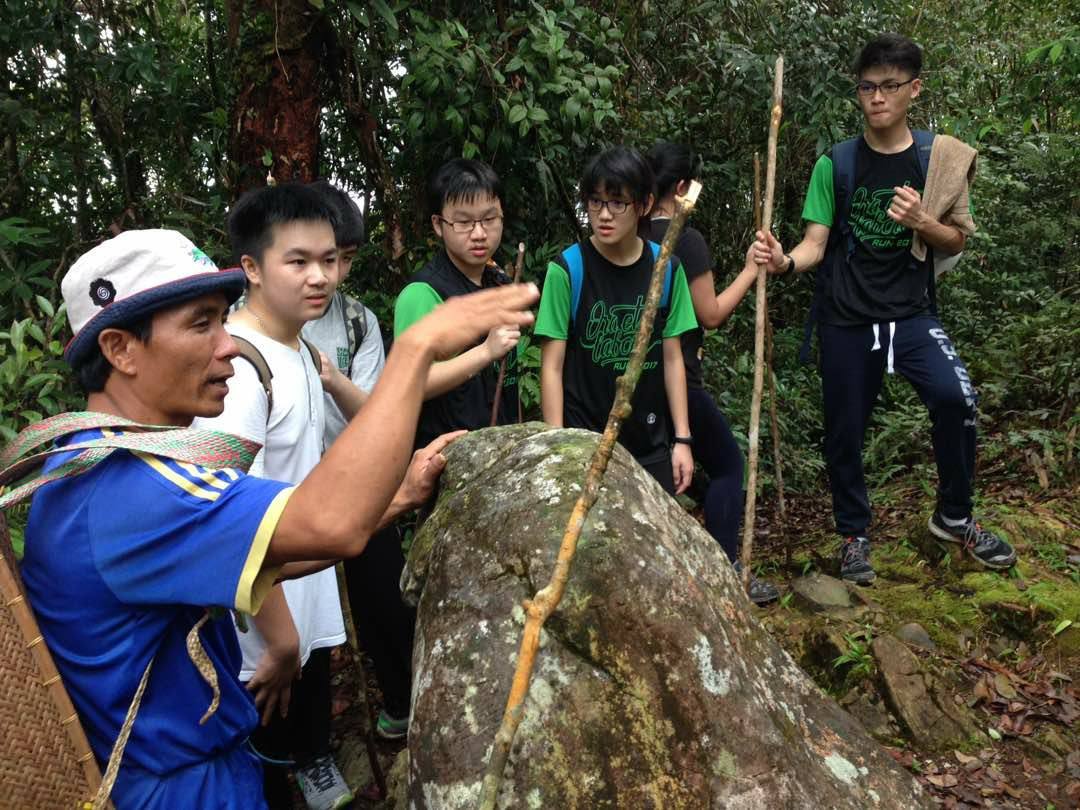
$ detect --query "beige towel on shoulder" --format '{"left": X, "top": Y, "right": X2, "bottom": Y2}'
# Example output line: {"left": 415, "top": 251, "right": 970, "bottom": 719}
{"left": 911, "top": 134, "right": 978, "bottom": 262}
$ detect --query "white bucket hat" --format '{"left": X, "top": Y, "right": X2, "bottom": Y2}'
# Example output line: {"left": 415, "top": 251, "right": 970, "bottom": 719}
{"left": 62, "top": 229, "right": 245, "bottom": 364}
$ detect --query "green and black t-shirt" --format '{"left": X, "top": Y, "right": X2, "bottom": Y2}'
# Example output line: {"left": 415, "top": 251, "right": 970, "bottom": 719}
{"left": 803, "top": 137, "right": 930, "bottom": 325}
{"left": 393, "top": 250, "right": 518, "bottom": 448}
{"left": 534, "top": 238, "right": 698, "bottom": 465}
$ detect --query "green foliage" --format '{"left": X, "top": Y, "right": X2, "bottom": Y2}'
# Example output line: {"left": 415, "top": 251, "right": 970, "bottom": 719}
{"left": 833, "top": 631, "right": 875, "bottom": 681}
{"left": 1, "top": 0, "right": 1075, "bottom": 507}
{"left": 0, "top": 220, "right": 81, "bottom": 439}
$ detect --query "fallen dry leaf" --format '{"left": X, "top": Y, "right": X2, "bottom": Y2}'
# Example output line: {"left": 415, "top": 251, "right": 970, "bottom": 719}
{"left": 927, "top": 773, "right": 960, "bottom": 788}
{"left": 954, "top": 750, "right": 983, "bottom": 770}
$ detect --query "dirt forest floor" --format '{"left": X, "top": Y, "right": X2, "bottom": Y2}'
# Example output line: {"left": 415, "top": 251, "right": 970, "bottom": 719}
{"left": 320, "top": 454, "right": 1079, "bottom": 809}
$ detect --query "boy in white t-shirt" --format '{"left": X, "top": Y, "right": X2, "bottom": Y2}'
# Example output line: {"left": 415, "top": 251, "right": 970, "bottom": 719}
{"left": 302, "top": 181, "right": 416, "bottom": 741}
{"left": 194, "top": 183, "right": 351, "bottom": 809}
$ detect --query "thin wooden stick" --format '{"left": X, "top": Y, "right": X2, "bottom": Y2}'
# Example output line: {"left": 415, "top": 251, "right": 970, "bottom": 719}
{"left": 477, "top": 183, "right": 703, "bottom": 810}
{"left": 490, "top": 242, "right": 527, "bottom": 427}
{"left": 334, "top": 562, "right": 386, "bottom": 799}
{"left": 741, "top": 56, "right": 784, "bottom": 593}
{"left": 753, "top": 155, "right": 790, "bottom": 566}
{"left": 765, "top": 313, "right": 789, "bottom": 565}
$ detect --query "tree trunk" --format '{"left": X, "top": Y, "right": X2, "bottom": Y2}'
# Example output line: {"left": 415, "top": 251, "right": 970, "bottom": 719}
{"left": 229, "top": 0, "right": 326, "bottom": 194}
{"left": 399, "top": 425, "right": 932, "bottom": 809}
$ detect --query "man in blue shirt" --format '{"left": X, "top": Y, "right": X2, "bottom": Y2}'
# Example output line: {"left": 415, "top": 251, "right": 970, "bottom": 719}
{"left": 18, "top": 229, "right": 538, "bottom": 808}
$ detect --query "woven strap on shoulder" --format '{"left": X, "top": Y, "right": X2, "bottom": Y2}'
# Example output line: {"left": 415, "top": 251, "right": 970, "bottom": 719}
{"left": 0, "top": 412, "right": 261, "bottom": 509}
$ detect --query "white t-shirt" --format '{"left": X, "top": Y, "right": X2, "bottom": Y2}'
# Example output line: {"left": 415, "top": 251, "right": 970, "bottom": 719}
{"left": 193, "top": 322, "right": 346, "bottom": 679}
{"left": 302, "top": 292, "right": 386, "bottom": 446}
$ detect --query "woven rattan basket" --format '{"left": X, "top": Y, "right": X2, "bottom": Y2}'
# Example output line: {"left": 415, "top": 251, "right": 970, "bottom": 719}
{"left": 0, "top": 511, "right": 106, "bottom": 809}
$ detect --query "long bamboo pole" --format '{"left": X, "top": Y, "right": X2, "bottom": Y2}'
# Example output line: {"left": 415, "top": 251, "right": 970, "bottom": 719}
{"left": 740, "top": 56, "right": 784, "bottom": 593}
{"left": 477, "top": 183, "right": 703, "bottom": 810}
{"left": 490, "top": 242, "right": 526, "bottom": 427}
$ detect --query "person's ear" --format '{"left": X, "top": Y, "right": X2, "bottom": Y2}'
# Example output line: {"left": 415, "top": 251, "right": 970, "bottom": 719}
{"left": 431, "top": 214, "right": 444, "bottom": 240}
{"left": 909, "top": 77, "right": 922, "bottom": 100}
{"left": 676, "top": 179, "right": 690, "bottom": 197}
{"left": 239, "top": 255, "right": 261, "bottom": 287}
{"left": 97, "top": 328, "right": 141, "bottom": 378}
{"left": 640, "top": 193, "right": 655, "bottom": 217}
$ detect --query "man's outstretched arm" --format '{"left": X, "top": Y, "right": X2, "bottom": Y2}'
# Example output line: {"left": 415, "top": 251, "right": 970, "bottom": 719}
{"left": 266, "top": 283, "right": 538, "bottom": 565}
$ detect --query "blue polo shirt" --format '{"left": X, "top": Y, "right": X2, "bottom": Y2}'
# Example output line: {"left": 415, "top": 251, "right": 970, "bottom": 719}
{"left": 20, "top": 429, "right": 294, "bottom": 809}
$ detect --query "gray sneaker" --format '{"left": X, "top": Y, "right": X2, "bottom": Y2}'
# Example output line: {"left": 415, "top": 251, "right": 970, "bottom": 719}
{"left": 733, "top": 562, "right": 781, "bottom": 606}
{"left": 928, "top": 511, "right": 1017, "bottom": 569}
{"left": 839, "top": 536, "right": 876, "bottom": 585}
{"left": 295, "top": 755, "right": 353, "bottom": 810}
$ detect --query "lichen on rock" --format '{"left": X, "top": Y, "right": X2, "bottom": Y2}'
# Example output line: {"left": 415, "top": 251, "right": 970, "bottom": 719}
{"left": 403, "top": 425, "right": 931, "bottom": 808}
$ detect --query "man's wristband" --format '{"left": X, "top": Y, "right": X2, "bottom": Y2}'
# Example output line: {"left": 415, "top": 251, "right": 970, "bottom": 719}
{"left": 673, "top": 436, "right": 694, "bottom": 446}
{"left": 781, "top": 254, "right": 796, "bottom": 276}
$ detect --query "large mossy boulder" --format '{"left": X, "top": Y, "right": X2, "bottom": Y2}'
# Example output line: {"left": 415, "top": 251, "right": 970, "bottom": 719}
{"left": 402, "top": 425, "right": 930, "bottom": 808}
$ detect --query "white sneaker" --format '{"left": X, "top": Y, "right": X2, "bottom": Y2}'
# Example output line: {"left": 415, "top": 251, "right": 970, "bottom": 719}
{"left": 295, "top": 755, "right": 353, "bottom": 810}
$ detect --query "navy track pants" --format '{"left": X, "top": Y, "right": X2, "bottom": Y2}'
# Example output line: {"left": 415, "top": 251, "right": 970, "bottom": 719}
{"left": 819, "top": 315, "right": 977, "bottom": 537}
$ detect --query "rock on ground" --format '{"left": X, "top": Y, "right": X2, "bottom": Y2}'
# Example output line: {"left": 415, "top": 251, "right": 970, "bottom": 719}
{"left": 402, "top": 425, "right": 931, "bottom": 809}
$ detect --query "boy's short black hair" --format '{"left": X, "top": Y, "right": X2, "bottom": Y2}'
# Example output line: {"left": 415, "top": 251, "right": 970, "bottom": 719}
{"left": 73, "top": 314, "right": 154, "bottom": 393}
{"left": 310, "top": 180, "right": 364, "bottom": 248}
{"left": 646, "top": 142, "right": 703, "bottom": 200}
{"left": 854, "top": 33, "right": 922, "bottom": 78}
{"left": 227, "top": 183, "right": 339, "bottom": 264}
{"left": 579, "top": 146, "right": 656, "bottom": 207}
{"left": 427, "top": 159, "right": 503, "bottom": 217}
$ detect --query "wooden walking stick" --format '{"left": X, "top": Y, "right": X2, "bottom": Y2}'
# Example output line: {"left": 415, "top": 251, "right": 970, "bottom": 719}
{"left": 765, "top": 313, "right": 790, "bottom": 565}
{"left": 334, "top": 563, "right": 387, "bottom": 799}
{"left": 740, "top": 56, "right": 784, "bottom": 593}
{"left": 477, "top": 183, "right": 703, "bottom": 810}
{"left": 490, "top": 242, "right": 526, "bottom": 427}
{"left": 753, "top": 154, "right": 790, "bottom": 567}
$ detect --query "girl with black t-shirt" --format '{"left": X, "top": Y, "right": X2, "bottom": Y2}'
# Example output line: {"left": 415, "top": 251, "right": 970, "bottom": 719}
{"left": 647, "top": 142, "right": 781, "bottom": 605}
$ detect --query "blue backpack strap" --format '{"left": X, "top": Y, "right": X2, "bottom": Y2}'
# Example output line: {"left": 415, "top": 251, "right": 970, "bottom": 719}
{"left": 647, "top": 241, "right": 673, "bottom": 309}
{"left": 911, "top": 129, "right": 938, "bottom": 314}
{"left": 563, "top": 243, "right": 585, "bottom": 327}
{"left": 568, "top": 241, "right": 672, "bottom": 326}
{"left": 912, "top": 129, "right": 934, "bottom": 180}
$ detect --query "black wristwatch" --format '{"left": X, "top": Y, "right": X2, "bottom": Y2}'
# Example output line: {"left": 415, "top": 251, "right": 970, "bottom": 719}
{"left": 673, "top": 436, "right": 694, "bottom": 446}
{"left": 781, "top": 254, "right": 796, "bottom": 276}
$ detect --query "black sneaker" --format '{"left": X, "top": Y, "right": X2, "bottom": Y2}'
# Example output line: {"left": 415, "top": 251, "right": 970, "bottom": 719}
{"left": 733, "top": 562, "right": 781, "bottom": 606}
{"left": 839, "top": 536, "right": 876, "bottom": 584}
{"left": 928, "top": 511, "right": 1017, "bottom": 569}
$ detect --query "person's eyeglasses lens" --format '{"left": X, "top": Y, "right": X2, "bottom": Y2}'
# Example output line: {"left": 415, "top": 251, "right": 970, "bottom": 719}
{"left": 857, "top": 80, "right": 904, "bottom": 96}
{"left": 449, "top": 215, "right": 502, "bottom": 234}
{"left": 588, "top": 198, "right": 629, "bottom": 215}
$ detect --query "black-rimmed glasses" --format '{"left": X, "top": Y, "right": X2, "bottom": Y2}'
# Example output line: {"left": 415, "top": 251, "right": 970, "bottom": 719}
{"left": 856, "top": 78, "right": 916, "bottom": 96}
{"left": 438, "top": 214, "right": 504, "bottom": 234}
{"left": 586, "top": 197, "right": 632, "bottom": 215}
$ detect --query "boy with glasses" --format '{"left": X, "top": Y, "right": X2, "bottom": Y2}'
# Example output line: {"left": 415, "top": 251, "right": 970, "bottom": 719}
{"left": 393, "top": 159, "right": 521, "bottom": 449}
{"left": 752, "top": 33, "right": 1016, "bottom": 583}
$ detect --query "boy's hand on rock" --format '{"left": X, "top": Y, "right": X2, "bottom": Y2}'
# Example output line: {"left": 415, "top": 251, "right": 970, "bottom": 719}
{"left": 484, "top": 324, "right": 521, "bottom": 362}
{"left": 403, "top": 283, "right": 538, "bottom": 362}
